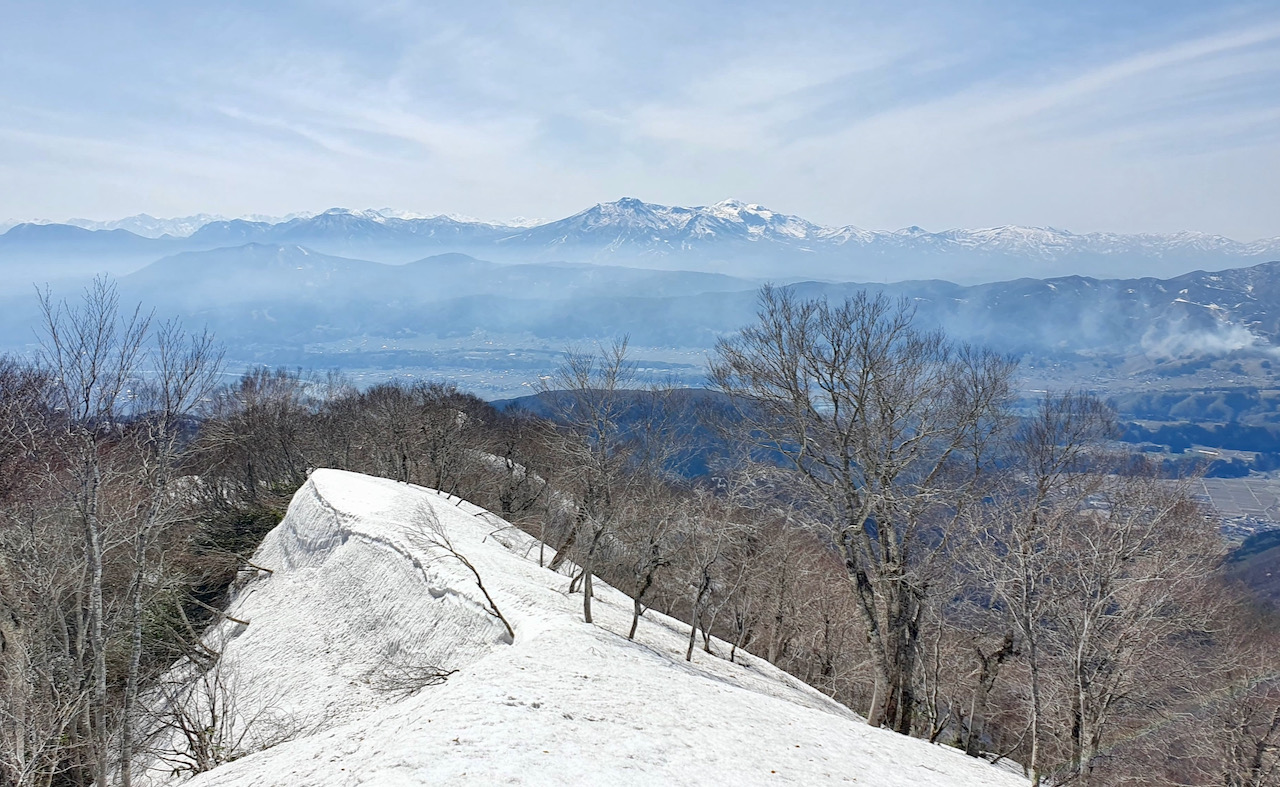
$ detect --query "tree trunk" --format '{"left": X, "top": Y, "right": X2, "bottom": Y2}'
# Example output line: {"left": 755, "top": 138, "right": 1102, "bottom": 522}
{"left": 0, "top": 607, "right": 29, "bottom": 784}
{"left": 121, "top": 533, "right": 145, "bottom": 787}
{"left": 892, "top": 597, "right": 923, "bottom": 735}
{"left": 686, "top": 572, "right": 710, "bottom": 662}
{"left": 855, "top": 567, "right": 920, "bottom": 733}
{"left": 546, "top": 508, "right": 583, "bottom": 573}
{"left": 628, "top": 597, "right": 643, "bottom": 640}
{"left": 965, "top": 633, "right": 1015, "bottom": 758}
{"left": 122, "top": 481, "right": 166, "bottom": 787}
{"left": 245, "top": 456, "right": 257, "bottom": 502}
{"left": 1028, "top": 631, "right": 1044, "bottom": 787}
{"left": 84, "top": 457, "right": 108, "bottom": 787}
{"left": 729, "top": 610, "right": 751, "bottom": 664}
{"left": 580, "top": 523, "right": 607, "bottom": 625}
{"left": 629, "top": 568, "right": 656, "bottom": 640}
{"left": 685, "top": 605, "right": 700, "bottom": 662}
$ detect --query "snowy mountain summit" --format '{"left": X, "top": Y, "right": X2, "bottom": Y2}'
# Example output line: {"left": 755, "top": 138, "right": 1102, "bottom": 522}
{"left": 506, "top": 197, "right": 831, "bottom": 250}
{"left": 139, "top": 470, "right": 1024, "bottom": 786}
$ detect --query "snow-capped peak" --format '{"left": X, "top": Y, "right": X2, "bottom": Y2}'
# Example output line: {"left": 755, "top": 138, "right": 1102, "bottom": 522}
{"left": 702, "top": 199, "right": 823, "bottom": 239}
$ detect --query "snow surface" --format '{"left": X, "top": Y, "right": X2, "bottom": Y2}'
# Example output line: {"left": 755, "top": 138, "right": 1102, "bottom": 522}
{"left": 142, "top": 469, "right": 1025, "bottom": 786}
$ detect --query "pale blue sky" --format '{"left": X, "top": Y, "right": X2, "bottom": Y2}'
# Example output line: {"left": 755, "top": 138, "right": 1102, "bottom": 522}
{"left": 1, "top": 1, "right": 1278, "bottom": 237}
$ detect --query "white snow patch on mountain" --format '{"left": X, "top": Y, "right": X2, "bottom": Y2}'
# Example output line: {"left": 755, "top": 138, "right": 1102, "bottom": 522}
{"left": 64, "top": 214, "right": 232, "bottom": 237}
{"left": 321, "top": 207, "right": 544, "bottom": 228}
{"left": 138, "top": 470, "right": 1025, "bottom": 787}
{"left": 2, "top": 212, "right": 319, "bottom": 237}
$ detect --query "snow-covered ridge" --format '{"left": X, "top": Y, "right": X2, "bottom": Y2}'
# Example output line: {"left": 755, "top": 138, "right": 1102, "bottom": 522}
{"left": 140, "top": 470, "right": 1023, "bottom": 786}
{"left": 1, "top": 213, "right": 319, "bottom": 238}
{"left": 304, "top": 208, "right": 545, "bottom": 229}
{"left": 0, "top": 208, "right": 543, "bottom": 238}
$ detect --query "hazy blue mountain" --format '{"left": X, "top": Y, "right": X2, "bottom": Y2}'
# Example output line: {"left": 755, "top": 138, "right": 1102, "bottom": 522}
{"left": 122, "top": 243, "right": 398, "bottom": 308}
{"left": 122, "top": 244, "right": 759, "bottom": 304}
{"left": 56, "top": 245, "right": 760, "bottom": 351}
{"left": 0, "top": 222, "right": 167, "bottom": 254}
{"left": 799, "top": 263, "right": 1280, "bottom": 358}
{"left": 186, "top": 219, "right": 278, "bottom": 246}
{"left": 0, "top": 222, "right": 183, "bottom": 286}
{"left": 96, "top": 244, "right": 1280, "bottom": 361}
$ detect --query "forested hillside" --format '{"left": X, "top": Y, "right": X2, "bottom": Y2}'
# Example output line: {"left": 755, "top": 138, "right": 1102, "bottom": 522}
{"left": 1, "top": 282, "right": 1277, "bottom": 786}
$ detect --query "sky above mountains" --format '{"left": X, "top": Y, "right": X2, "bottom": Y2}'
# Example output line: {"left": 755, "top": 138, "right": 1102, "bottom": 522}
{"left": 2, "top": 2, "right": 1278, "bottom": 238}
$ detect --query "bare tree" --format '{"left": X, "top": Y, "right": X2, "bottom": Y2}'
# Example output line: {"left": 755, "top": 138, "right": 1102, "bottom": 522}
{"left": 611, "top": 481, "right": 683, "bottom": 640}
{"left": 487, "top": 411, "right": 551, "bottom": 519}
{"left": 363, "top": 652, "right": 457, "bottom": 700}
{"left": 196, "top": 367, "right": 314, "bottom": 507}
{"left": 538, "top": 340, "right": 637, "bottom": 624}
{"left": 1049, "top": 468, "right": 1219, "bottom": 784}
{"left": 119, "top": 320, "right": 223, "bottom": 787}
{"left": 964, "top": 391, "right": 1113, "bottom": 781}
{"left": 1195, "top": 621, "right": 1280, "bottom": 787}
{"left": 967, "top": 392, "right": 1222, "bottom": 784}
{"left": 673, "top": 488, "right": 755, "bottom": 662}
{"left": 407, "top": 504, "right": 515, "bottom": 642}
{"left": 142, "top": 659, "right": 308, "bottom": 780}
{"left": 0, "top": 359, "right": 106, "bottom": 787}
{"left": 7, "top": 283, "right": 229, "bottom": 787}
{"left": 37, "top": 278, "right": 151, "bottom": 786}
{"left": 711, "top": 286, "right": 1015, "bottom": 732}
{"left": 356, "top": 383, "right": 423, "bottom": 483}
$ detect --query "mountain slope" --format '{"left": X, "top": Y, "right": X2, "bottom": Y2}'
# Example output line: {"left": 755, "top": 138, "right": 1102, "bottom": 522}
{"left": 122, "top": 243, "right": 398, "bottom": 306}
{"left": 141, "top": 470, "right": 1023, "bottom": 786}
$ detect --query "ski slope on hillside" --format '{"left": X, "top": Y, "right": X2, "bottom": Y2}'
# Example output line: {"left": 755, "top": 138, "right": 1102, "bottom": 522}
{"left": 141, "top": 470, "right": 1025, "bottom": 786}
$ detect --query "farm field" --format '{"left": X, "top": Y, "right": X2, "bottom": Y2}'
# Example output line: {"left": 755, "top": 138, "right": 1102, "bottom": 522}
{"left": 1193, "top": 476, "right": 1280, "bottom": 539}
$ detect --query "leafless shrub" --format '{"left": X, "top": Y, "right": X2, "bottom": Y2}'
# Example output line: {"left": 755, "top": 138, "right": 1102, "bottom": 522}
{"left": 406, "top": 503, "right": 515, "bottom": 642}
{"left": 362, "top": 650, "right": 458, "bottom": 700}
{"left": 141, "top": 659, "right": 311, "bottom": 780}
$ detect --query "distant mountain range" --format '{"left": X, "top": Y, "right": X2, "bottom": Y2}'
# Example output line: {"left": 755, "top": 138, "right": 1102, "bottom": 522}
{"left": 0, "top": 209, "right": 544, "bottom": 239}
{"left": 0, "top": 212, "right": 305, "bottom": 238}
{"left": 4, "top": 198, "right": 1279, "bottom": 284}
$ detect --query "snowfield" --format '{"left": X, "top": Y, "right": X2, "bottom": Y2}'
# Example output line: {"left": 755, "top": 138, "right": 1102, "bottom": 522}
{"left": 141, "top": 469, "right": 1026, "bottom": 786}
